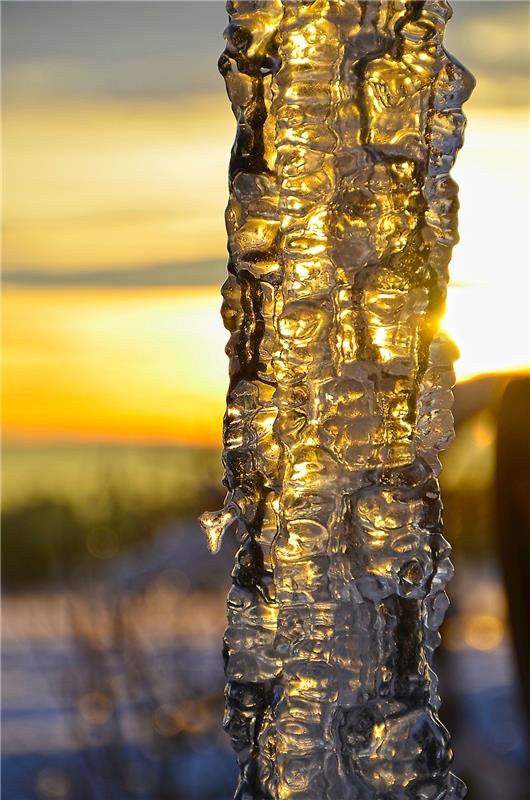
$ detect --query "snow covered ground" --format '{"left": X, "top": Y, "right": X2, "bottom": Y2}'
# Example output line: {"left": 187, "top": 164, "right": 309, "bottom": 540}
{"left": 2, "top": 522, "right": 529, "bottom": 799}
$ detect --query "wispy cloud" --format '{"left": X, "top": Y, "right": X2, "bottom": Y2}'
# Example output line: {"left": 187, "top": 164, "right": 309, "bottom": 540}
{"left": 2, "top": 260, "right": 226, "bottom": 288}
{"left": 3, "top": 98, "right": 232, "bottom": 269}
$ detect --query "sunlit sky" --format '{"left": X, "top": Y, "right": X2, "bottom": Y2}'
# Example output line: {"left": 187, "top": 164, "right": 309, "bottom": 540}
{"left": 2, "top": 1, "right": 529, "bottom": 445}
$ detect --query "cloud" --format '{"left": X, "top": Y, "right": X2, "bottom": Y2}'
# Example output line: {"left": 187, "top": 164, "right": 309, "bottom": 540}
{"left": 3, "top": 97, "right": 232, "bottom": 269}
{"left": 2, "top": 260, "right": 227, "bottom": 288}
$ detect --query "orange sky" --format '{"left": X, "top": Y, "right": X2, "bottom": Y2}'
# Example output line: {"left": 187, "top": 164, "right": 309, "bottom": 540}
{"left": 2, "top": 286, "right": 227, "bottom": 445}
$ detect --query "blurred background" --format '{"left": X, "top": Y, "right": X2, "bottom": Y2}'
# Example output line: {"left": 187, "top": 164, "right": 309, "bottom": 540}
{"left": 2, "top": 2, "right": 529, "bottom": 799}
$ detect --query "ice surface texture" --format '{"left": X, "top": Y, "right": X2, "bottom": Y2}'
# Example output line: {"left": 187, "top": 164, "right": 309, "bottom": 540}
{"left": 201, "top": 2, "right": 474, "bottom": 797}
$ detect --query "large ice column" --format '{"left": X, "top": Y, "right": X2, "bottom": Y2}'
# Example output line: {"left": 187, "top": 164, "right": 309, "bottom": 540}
{"left": 201, "top": 2, "right": 474, "bottom": 798}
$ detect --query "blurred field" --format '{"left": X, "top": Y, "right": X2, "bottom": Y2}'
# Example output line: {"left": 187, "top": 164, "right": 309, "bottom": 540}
{"left": 2, "top": 445, "right": 224, "bottom": 589}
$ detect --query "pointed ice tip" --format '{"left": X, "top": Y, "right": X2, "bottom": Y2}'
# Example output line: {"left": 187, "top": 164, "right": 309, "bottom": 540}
{"left": 199, "top": 506, "right": 237, "bottom": 554}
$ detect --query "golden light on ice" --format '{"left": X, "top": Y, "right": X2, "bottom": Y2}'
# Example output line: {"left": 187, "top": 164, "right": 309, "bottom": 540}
{"left": 202, "top": 2, "right": 474, "bottom": 797}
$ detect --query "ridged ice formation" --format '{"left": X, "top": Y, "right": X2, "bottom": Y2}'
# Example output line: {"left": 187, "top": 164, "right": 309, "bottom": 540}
{"left": 201, "top": 2, "right": 474, "bottom": 797}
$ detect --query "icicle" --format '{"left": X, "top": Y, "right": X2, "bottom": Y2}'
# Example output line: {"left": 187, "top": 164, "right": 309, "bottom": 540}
{"left": 203, "top": 2, "right": 474, "bottom": 797}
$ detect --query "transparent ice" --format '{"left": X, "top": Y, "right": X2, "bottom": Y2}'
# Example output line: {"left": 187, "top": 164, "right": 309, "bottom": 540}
{"left": 201, "top": 2, "right": 474, "bottom": 797}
